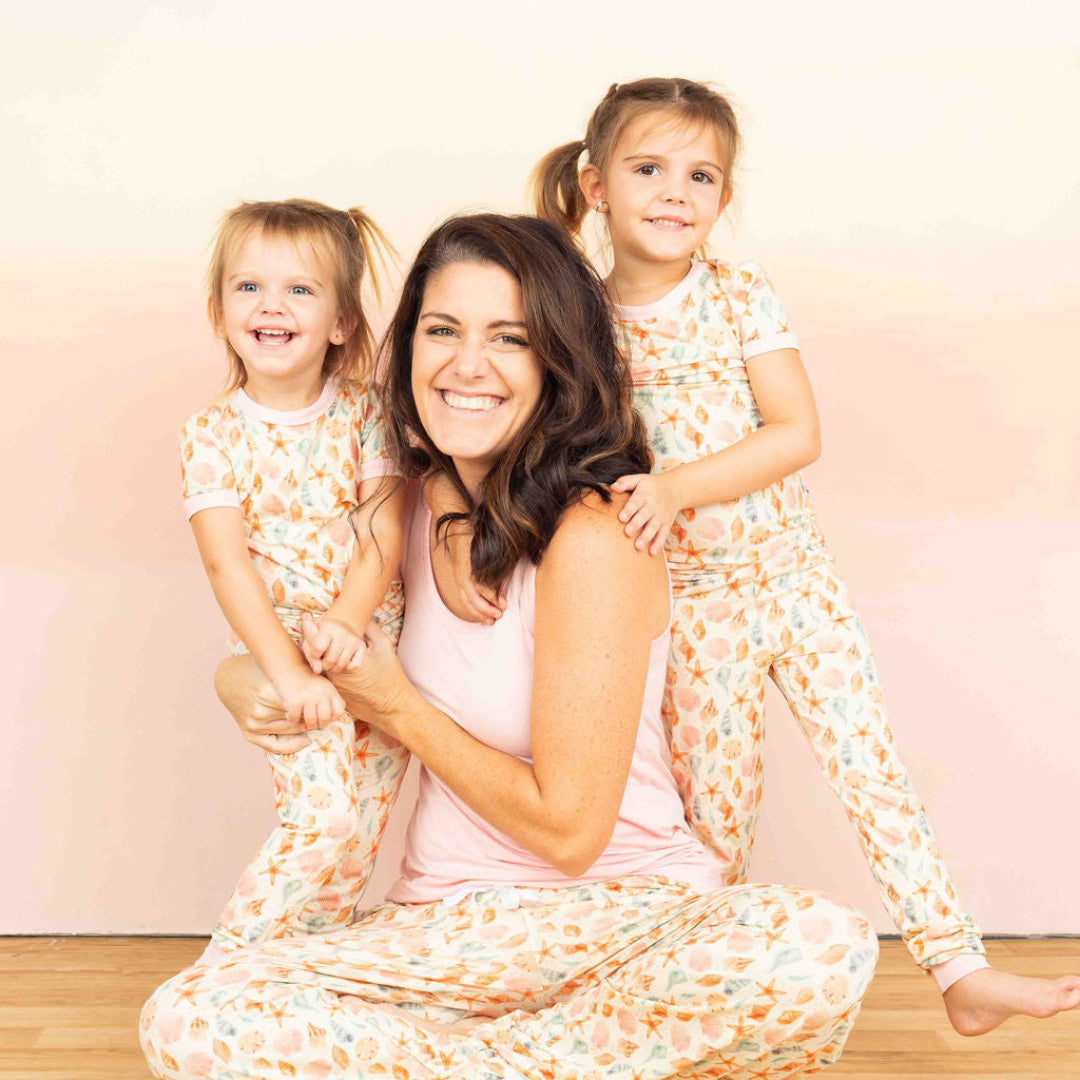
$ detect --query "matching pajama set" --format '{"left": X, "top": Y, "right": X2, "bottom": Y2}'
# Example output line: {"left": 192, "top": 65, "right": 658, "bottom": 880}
{"left": 141, "top": 493, "right": 880, "bottom": 1080}
{"left": 177, "top": 377, "right": 409, "bottom": 952}
{"left": 613, "top": 260, "right": 987, "bottom": 987}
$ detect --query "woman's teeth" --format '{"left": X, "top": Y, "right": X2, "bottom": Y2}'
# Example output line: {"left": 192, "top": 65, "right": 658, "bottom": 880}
{"left": 441, "top": 390, "right": 502, "bottom": 412}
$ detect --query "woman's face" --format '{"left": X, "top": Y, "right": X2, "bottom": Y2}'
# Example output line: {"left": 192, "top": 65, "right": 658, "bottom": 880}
{"left": 411, "top": 260, "right": 544, "bottom": 494}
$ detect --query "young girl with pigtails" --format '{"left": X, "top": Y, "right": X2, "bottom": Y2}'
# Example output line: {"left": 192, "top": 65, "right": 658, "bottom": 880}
{"left": 180, "top": 198, "right": 409, "bottom": 961}
{"left": 510, "top": 77, "right": 1077, "bottom": 1036}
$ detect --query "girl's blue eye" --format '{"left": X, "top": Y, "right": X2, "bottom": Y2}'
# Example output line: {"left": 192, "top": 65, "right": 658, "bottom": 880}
{"left": 290, "top": 285, "right": 311, "bottom": 295}
{"left": 239, "top": 282, "right": 257, "bottom": 292}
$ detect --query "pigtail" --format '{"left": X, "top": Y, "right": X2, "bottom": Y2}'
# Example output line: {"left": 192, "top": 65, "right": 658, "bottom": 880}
{"left": 531, "top": 140, "right": 589, "bottom": 240}
{"left": 346, "top": 206, "right": 399, "bottom": 379}
{"left": 347, "top": 206, "right": 398, "bottom": 304}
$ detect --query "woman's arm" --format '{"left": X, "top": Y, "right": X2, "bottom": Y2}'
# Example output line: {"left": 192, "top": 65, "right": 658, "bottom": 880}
{"left": 331, "top": 493, "right": 669, "bottom": 876}
{"left": 213, "top": 652, "right": 312, "bottom": 753}
{"left": 613, "top": 348, "right": 821, "bottom": 553}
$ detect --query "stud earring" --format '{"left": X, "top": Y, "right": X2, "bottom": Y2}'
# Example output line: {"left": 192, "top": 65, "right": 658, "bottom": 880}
{"left": 595, "top": 201, "right": 608, "bottom": 213}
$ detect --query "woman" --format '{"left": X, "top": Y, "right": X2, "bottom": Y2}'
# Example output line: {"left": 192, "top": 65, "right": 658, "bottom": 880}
{"left": 141, "top": 215, "right": 878, "bottom": 1079}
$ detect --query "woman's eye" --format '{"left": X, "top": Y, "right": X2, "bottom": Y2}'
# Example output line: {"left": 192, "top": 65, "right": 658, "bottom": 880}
{"left": 498, "top": 335, "right": 528, "bottom": 347}
{"left": 427, "top": 326, "right": 455, "bottom": 337}
{"left": 691, "top": 171, "right": 714, "bottom": 184}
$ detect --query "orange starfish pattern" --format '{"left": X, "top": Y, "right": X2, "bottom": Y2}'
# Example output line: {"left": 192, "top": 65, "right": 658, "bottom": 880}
{"left": 616, "top": 260, "right": 984, "bottom": 971}
{"left": 141, "top": 878, "right": 878, "bottom": 1079}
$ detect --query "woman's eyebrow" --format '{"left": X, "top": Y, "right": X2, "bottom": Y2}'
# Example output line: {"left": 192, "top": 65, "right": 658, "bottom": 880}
{"left": 489, "top": 320, "right": 528, "bottom": 331}
{"left": 419, "top": 311, "right": 461, "bottom": 324}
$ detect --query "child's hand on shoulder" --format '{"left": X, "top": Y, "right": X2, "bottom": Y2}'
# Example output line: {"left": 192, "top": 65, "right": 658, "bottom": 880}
{"left": 445, "top": 526, "right": 506, "bottom": 625}
{"left": 273, "top": 664, "right": 346, "bottom": 730}
{"left": 299, "top": 612, "right": 366, "bottom": 675}
{"left": 611, "top": 470, "right": 684, "bottom": 556}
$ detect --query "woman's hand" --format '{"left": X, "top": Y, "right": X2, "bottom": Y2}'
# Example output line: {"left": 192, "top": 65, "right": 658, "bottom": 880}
{"left": 610, "top": 470, "right": 684, "bottom": 555}
{"left": 943, "top": 967, "right": 1080, "bottom": 1036}
{"left": 307, "top": 615, "right": 417, "bottom": 743}
{"left": 213, "top": 653, "right": 312, "bottom": 754}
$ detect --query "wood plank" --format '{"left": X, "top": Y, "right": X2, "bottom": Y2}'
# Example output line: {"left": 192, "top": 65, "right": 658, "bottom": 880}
{"left": 0, "top": 937, "right": 1077, "bottom": 1079}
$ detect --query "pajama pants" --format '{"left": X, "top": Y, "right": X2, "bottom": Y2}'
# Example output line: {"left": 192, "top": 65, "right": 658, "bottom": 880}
{"left": 209, "top": 593, "right": 408, "bottom": 952}
{"left": 664, "top": 553, "right": 983, "bottom": 965}
{"left": 141, "top": 877, "right": 879, "bottom": 1080}
{"left": 209, "top": 717, "right": 410, "bottom": 950}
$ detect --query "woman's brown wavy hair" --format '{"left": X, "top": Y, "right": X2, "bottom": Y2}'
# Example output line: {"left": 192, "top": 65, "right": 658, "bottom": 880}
{"left": 380, "top": 213, "right": 651, "bottom": 590}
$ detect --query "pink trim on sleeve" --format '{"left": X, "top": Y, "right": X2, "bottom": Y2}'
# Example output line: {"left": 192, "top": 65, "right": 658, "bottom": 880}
{"left": 358, "top": 458, "right": 401, "bottom": 481}
{"left": 184, "top": 490, "right": 241, "bottom": 520}
{"left": 931, "top": 953, "right": 990, "bottom": 994}
{"left": 742, "top": 331, "right": 799, "bottom": 361}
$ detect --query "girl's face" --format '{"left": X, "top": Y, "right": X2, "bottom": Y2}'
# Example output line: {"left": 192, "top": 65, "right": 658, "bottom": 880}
{"left": 220, "top": 228, "right": 346, "bottom": 399}
{"left": 411, "top": 260, "right": 544, "bottom": 495}
{"left": 585, "top": 111, "right": 730, "bottom": 268}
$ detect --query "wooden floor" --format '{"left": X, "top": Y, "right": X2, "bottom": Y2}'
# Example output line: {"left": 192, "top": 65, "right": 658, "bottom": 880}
{"left": 1, "top": 937, "right": 1077, "bottom": 1078}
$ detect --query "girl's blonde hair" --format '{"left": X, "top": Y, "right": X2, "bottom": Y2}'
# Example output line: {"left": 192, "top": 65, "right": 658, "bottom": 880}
{"left": 207, "top": 198, "right": 396, "bottom": 389}
{"left": 532, "top": 77, "right": 740, "bottom": 241}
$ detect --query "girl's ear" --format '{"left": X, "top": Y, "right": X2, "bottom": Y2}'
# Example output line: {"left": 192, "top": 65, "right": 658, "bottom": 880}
{"left": 207, "top": 297, "right": 226, "bottom": 338}
{"left": 578, "top": 162, "right": 605, "bottom": 208}
{"left": 330, "top": 312, "right": 349, "bottom": 346}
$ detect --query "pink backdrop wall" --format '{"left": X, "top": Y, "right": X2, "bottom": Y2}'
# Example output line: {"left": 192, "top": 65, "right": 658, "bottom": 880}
{"left": 4, "top": 2, "right": 1078, "bottom": 936}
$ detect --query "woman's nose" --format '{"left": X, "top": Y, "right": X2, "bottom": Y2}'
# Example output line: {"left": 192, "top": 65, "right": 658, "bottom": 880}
{"left": 452, "top": 339, "right": 489, "bottom": 378}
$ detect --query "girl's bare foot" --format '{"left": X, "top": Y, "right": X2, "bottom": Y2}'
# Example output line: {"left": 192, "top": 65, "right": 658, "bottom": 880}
{"left": 944, "top": 968, "right": 1080, "bottom": 1036}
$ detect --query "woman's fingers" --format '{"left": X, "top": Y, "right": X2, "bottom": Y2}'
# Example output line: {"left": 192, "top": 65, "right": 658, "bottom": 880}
{"left": 250, "top": 731, "right": 311, "bottom": 754}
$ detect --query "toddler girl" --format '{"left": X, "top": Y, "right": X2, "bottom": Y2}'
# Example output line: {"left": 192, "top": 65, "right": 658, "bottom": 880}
{"left": 180, "top": 198, "right": 408, "bottom": 958}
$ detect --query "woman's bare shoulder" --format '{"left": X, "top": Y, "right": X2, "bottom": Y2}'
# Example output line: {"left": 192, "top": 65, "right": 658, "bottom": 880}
{"left": 539, "top": 490, "right": 667, "bottom": 629}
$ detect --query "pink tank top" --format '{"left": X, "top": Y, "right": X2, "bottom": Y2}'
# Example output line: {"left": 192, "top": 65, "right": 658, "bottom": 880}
{"left": 387, "top": 495, "right": 720, "bottom": 903}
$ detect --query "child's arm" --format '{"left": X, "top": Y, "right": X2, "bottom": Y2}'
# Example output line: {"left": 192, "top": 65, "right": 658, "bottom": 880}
{"left": 614, "top": 347, "right": 821, "bottom": 554}
{"left": 426, "top": 470, "right": 506, "bottom": 625}
{"left": 190, "top": 506, "right": 344, "bottom": 725}
{"left": 301, "top": 476, "right": 410, "bottom": 673}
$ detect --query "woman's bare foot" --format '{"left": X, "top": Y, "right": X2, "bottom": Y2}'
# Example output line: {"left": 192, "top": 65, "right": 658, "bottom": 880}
{"left": 944, "top": 967, "right": 1080, "bottom": 1036}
